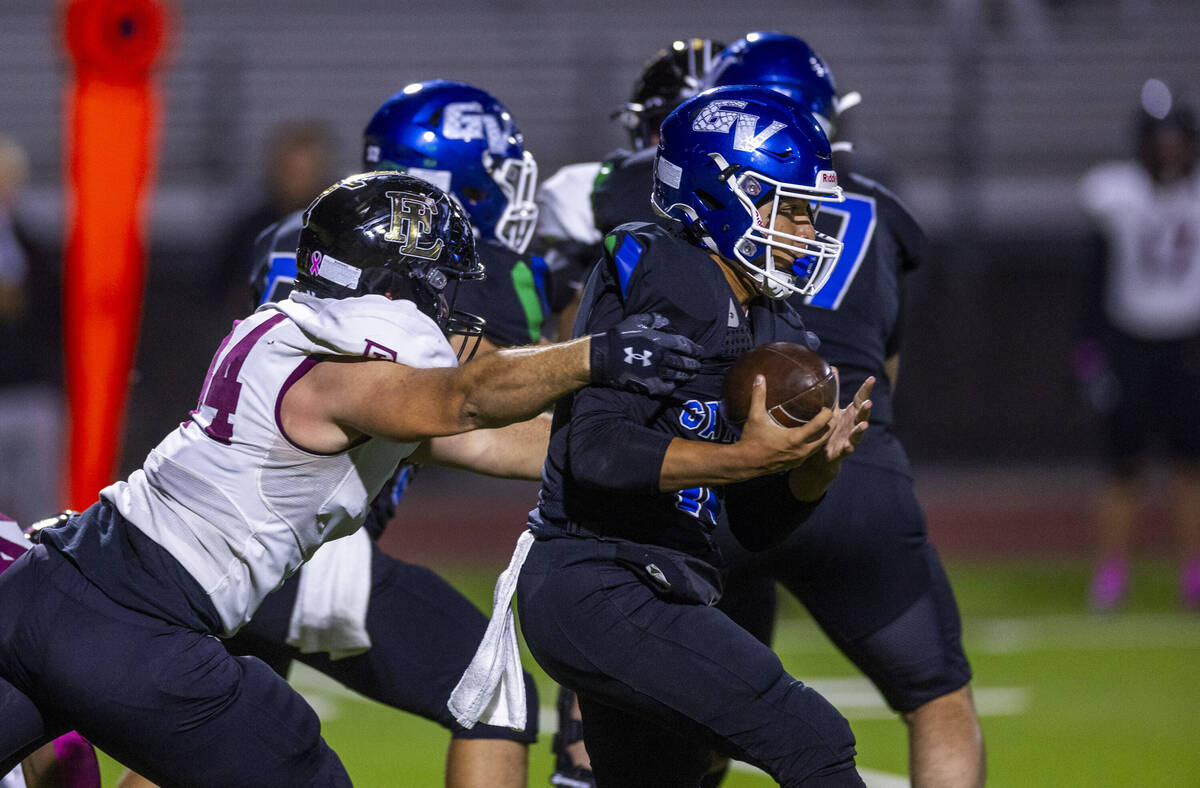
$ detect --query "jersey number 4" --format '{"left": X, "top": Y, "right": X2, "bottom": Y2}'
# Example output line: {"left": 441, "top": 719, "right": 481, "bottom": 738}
{"left": 193, "top": 314, "right": 286, "bottom": 444}
{"left": 808, "top": 193, "right": 876, "bottom": 310}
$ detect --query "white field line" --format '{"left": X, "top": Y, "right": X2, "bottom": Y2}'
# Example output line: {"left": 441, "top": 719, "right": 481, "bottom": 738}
{"left": 293, "top": 664, "right": 996, "bottom": 787}
{"left": 772, "top": 613, "right": 1200, "bottom": 655}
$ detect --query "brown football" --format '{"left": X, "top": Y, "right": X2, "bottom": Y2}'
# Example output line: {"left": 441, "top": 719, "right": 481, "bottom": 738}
{"left": 721, "top": 342, "right": 839, "bottom": 427}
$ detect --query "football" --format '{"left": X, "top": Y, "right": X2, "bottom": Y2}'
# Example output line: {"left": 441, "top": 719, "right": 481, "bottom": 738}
{"left": 721, "top": 342, "right": 839, "bottom": 428}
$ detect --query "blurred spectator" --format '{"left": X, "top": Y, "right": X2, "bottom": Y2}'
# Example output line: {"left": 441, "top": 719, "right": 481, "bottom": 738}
{"left": 0, "top": 134, "right": 62, "bottom": 524}
{"left": 1077, "top": 82, "right": 1200, "bottom": 611}
{"left": 214, "top": 119, "right": 336, "bottom": 313}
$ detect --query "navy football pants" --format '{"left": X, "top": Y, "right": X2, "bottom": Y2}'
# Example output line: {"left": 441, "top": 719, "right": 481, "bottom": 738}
{"left": 224, "top": 540, "right": 538, "bottom": 743}
{"left": 518, "top": 536, "right": 862, "bottom": 787}
{"left": 718, "top": 453, "right": 972, "bottom": 713}
{"left": 0, "top": 544, "right": 350, "bottom": 786}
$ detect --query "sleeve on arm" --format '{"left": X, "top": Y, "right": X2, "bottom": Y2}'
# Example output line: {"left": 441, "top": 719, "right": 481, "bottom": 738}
{"left": 566, "top": 385, "right": 674, "bottom": 493}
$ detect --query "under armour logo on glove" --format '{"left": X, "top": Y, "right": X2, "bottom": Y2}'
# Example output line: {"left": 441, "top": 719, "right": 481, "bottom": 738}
{"left": 590, "top": 312, "right": 702, "bottom": 397}
{"left": 623, "top": 347, "right": 653, "bottom": 367}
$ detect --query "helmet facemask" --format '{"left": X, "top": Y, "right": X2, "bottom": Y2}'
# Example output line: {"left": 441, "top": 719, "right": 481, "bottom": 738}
{"left": 484, "top": 149, "right": 539, "bottom": 254}
{"left": 711, "top": 154, "right": 844, "bottom": 298}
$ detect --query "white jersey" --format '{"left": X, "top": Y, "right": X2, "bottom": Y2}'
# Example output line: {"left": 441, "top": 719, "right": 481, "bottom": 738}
{"left": 102, "top": 292, "right": 457, "bottom": 635}
{"left": 0, "top": 764, "right": 26, "bottom": 788}
{"left": 536, "top": 161, "right": 603, "bottom": 246}
{"left": 1080, "top": 161, "right": 1200, "bottom": 340}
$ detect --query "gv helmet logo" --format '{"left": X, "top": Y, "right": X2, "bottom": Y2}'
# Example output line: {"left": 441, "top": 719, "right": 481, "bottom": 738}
{"left": 693, "top": 99, "right": 786, "bottom": 153}
{"left": 442, "top": 101, "right": 510, "bottom": 155}
{"left": 384, "top": 192, "right": 444, "bottom": 260}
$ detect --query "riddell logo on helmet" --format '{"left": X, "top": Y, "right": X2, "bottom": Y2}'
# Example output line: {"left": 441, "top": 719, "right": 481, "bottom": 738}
{"left": 818, "top": 171, "right": 837, "bottom": 186}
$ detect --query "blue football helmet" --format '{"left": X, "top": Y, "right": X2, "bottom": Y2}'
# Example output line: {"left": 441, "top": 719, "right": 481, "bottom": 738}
{"left": 704, "top": 32, "right": 860, "bottom": 142}
{"left": 362, "top": 80, "right": 539, "bottom": 254}
{"left": 652, "top": 85, "right": 844, "bottom": 299}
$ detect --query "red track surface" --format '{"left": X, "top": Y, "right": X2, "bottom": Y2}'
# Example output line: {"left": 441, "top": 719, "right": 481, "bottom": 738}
{"left": 379, "top": 464, "right": 1180, "bottom": 565}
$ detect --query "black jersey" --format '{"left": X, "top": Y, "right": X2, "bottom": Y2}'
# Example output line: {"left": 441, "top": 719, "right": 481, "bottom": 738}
{"left": 801, "top": 171, "right": 924, "bottom": 433}
{"left": 451, "top": 238, "right": 551, "bottom": 347}
{"left": 529, "top": 223, "right": 816, "bottom": 559}
{"left": 591, "top": 148, "right": 660, "bottom": 235}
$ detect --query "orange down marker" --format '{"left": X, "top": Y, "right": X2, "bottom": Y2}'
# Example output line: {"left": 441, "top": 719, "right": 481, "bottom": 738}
{"left": 62, "top": 0, "right": 170, "bottom": 509}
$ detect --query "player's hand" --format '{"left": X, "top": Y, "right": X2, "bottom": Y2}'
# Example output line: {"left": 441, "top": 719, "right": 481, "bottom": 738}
{"left": 733, "top": 373, "right": 835, "bottom": 475}
{"left": 785, "top": 374, "right": 874, "bottom": 500}
{"left": 589, "top": 312, "right": 702, "bottom": 397}
{"left": 822, "top": 373, "right": 874, "bottom": 463}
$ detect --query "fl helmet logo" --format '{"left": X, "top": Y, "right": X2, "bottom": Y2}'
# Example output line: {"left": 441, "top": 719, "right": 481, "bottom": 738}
{"left": 692, "top": 99, "right": 786, "bottom": 153}
{"left": 384, "top": 191, "right": 444, "bottom": 261}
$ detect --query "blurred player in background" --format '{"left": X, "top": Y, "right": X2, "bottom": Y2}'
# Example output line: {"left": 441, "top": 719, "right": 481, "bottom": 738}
{"left": 214, "top": 119, "right": 338, "bottom": 315}
{"left": 0, "top": 135, "right": 61, "bottom": 528}
{"left": 120, "top": 80, "right": 560, "bottom": 788}
{"left": 536, "top": 38, "right": 723, "bottom": 338}
{"left": 0, "top": 170, "right": 701, "bottom": 785}
{"left": 509, "top": 84, "right": 873, "bottom": 786}
{"left": 1077, "top": 82, "right": 1200, "bottom": 612}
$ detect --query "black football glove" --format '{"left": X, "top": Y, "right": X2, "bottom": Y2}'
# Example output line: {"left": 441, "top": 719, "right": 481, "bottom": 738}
{"left": 589, "top": 312, "right": 702, "bottom": 397}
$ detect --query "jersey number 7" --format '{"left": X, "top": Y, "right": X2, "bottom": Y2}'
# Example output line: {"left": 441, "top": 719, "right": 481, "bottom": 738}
{"left": 808, "top": 193, "right": 876, "bottom": 310}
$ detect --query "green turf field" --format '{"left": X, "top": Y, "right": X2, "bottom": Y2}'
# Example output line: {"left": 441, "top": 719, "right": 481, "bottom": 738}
{"left": 95, "top": 558, "right": 1200, "bottom": 786}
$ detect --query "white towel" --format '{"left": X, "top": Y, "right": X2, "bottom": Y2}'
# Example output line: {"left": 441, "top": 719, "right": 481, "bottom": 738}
{"left": 447, "top": 529, "right": 535, "bottom": 731}
{"left": 286, "top": 527, "right": 373, "bottom": 660}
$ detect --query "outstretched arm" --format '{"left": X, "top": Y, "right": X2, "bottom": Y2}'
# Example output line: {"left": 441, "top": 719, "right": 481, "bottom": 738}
{"left": 413, "top": 412, "right": 552, "bottom": 480}
{"left": 282, "top": 313, "right": 700, "bottom": 451}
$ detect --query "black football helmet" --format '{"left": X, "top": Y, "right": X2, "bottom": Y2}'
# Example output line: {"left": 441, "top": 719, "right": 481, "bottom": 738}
{"left": 615, "top": 37, "right": 725, "bottom": 150}
{"left": 296, "top": 171, "right": 486, "bottom": 346}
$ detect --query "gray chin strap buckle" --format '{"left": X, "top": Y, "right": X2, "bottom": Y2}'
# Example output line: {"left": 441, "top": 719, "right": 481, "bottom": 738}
{"left": 425, "top": 268, "right": 447, "bottom": 291}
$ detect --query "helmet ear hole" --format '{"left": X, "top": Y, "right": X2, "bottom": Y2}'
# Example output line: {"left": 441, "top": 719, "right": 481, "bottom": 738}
{"left": 694, "top": 188, "right": 724, "bottom": 210}
{"left": 460, "top": 186, "right": 487, "bottom": 204}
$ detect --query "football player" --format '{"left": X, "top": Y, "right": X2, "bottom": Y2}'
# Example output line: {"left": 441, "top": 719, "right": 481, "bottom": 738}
{"left": 699, "top": 33, "right": 985, "bottom": 788}
{"left": 534, "top": 41, "right": 731, "bottom": 784}
{"left": 0, "top": 513, "right": 100, "bottom": 788}
{"left": 204, "top": 81, "right": 558, "bottom": 788}
{"left": 560, "top": 32, "right": 984, "bottom": 788}
{"left": 501, "top": 85, "right": 875, "bottom": 786}
{"left": 1077, "top": 92, "right": 1200, "bottom": 611}
{"left": 0, "top": 170, "right": 711, "bottom": 785}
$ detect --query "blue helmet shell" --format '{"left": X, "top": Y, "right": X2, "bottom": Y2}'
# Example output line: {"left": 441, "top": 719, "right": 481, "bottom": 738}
{"left": 362, "top": 80, "right": 539, "bottom": 253}
{"left": 705, "top": 32, "right": 846, "bottom": 139}
{"left": 652, "top": 85, "right": 844, "bottom": 299}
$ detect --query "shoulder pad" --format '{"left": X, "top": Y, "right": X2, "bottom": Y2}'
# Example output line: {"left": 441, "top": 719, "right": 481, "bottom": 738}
{"left": 271, "top": 293, "right": 458, "bottom": 370}
{"left": 603, "top": 222, "right": 661, "bottom": 300}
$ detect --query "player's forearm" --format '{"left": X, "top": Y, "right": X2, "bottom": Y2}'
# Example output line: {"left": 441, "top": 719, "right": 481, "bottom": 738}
{"left": 786, "top": 458, "right": 842, "bottom": 502}
{"left": 458, "top": 339, "right": 590, "bottom": 429}
{"left": 426, "top": 413, "right": 551, "bottom": 480}
{"left": 659, "top": 438, "right": 777, "bottom": 491}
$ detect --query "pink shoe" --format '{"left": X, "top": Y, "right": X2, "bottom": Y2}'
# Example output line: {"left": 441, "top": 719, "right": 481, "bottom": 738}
{"left": 1182, "top": 558, "right": 1200, "bottom": 611}
{"left": 1089, "top": 557, "right": 1129, "bottom": 612}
